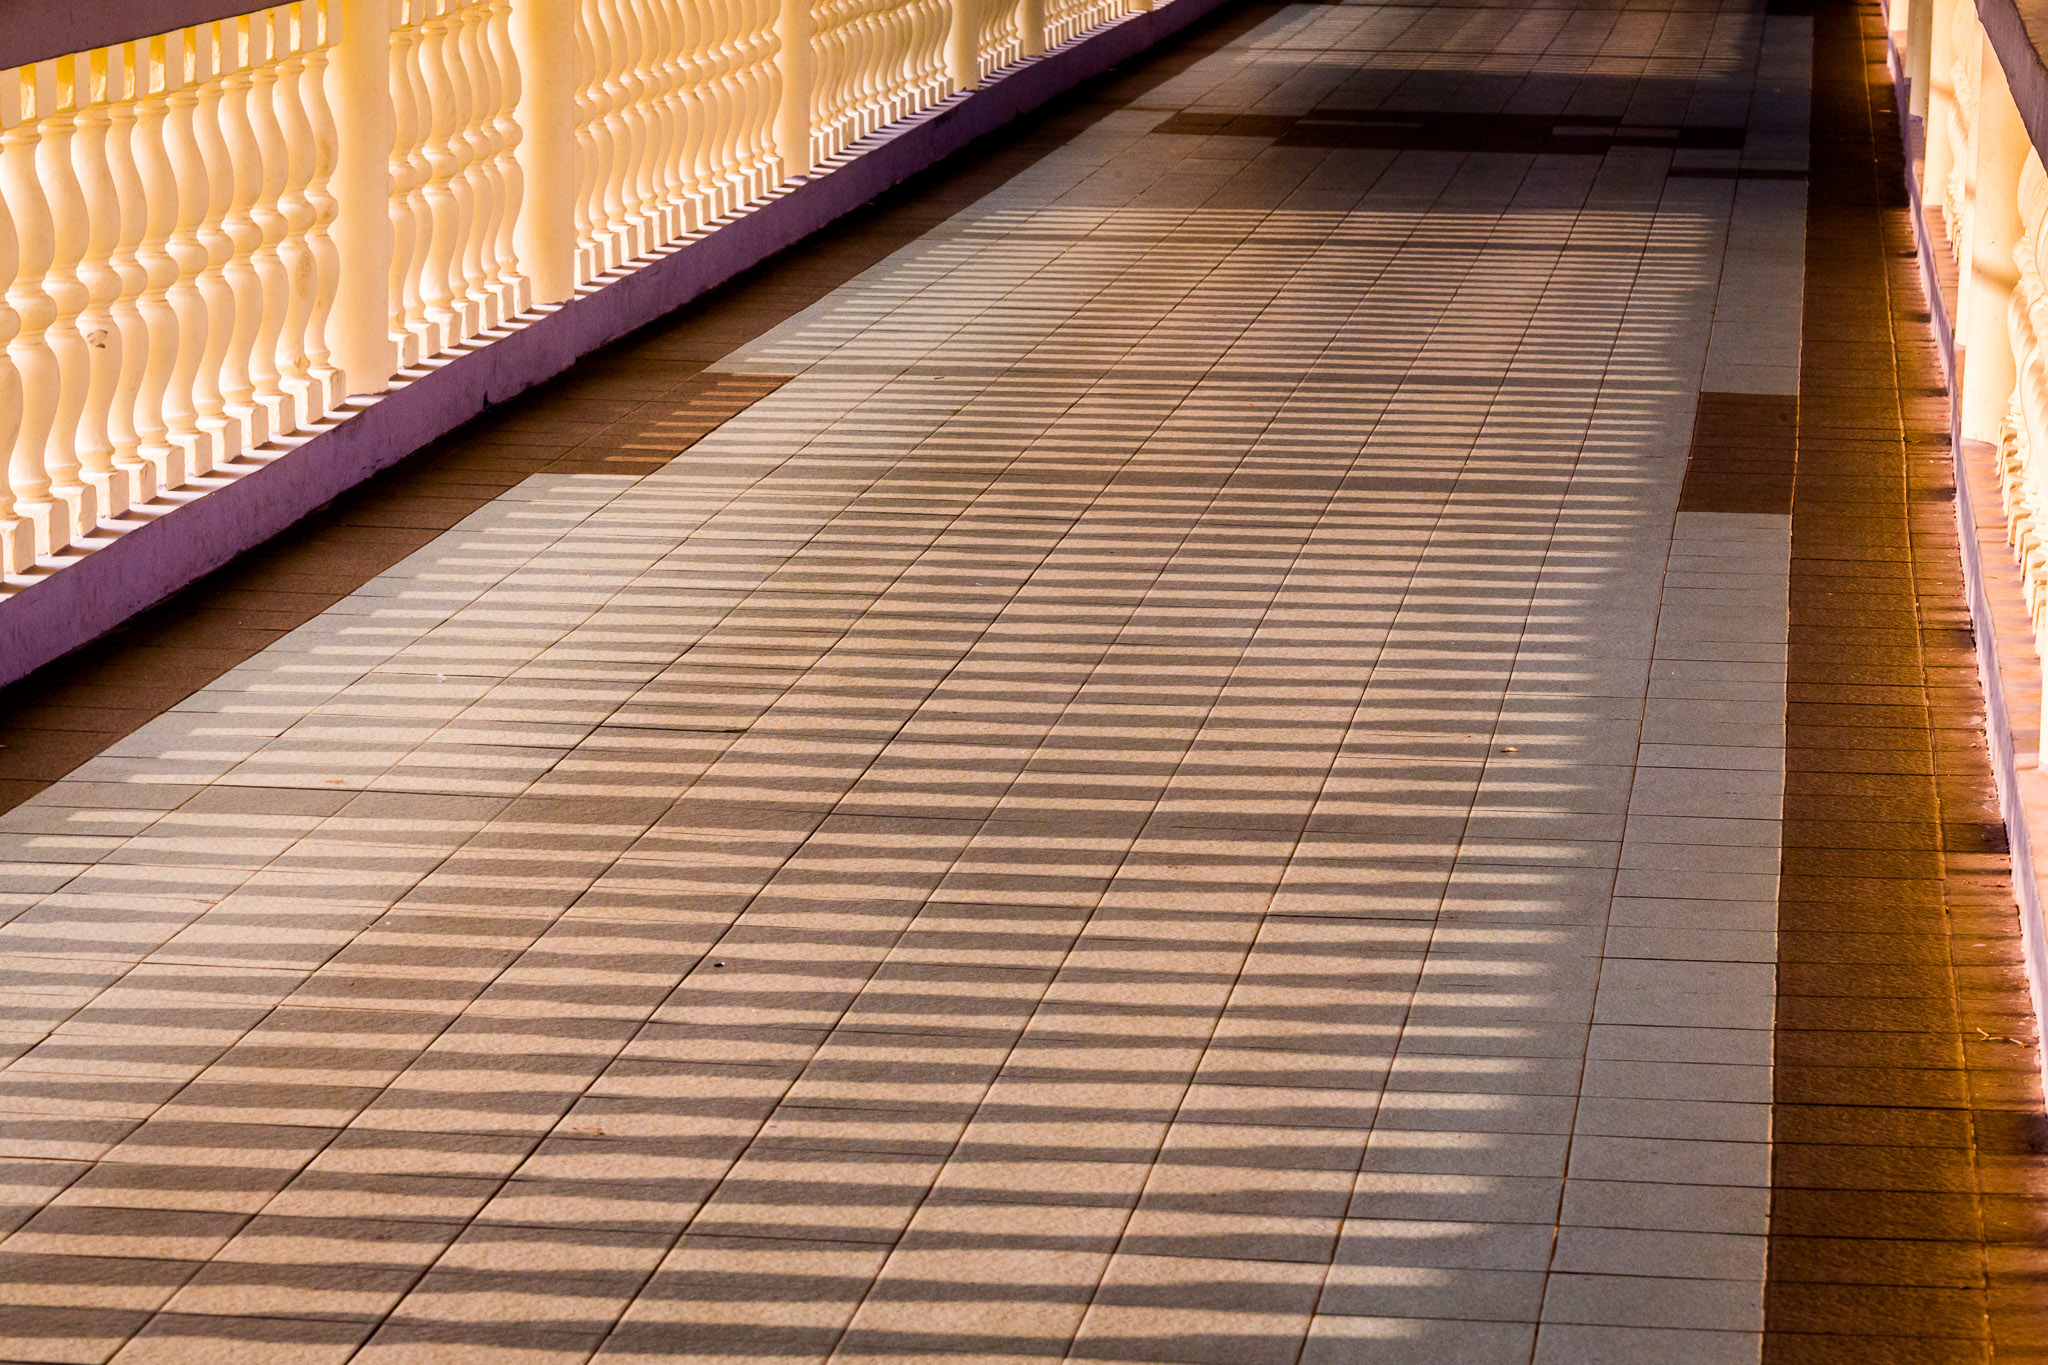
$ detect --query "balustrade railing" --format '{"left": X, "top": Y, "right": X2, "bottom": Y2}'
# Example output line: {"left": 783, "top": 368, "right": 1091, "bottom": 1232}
{"left": 1894, "top": 0, "right": 2048, "bottom": 1084}
{"left": 1907, "top": 0, "right": 2047, "bottom": 714}
{"left": 0, "top": 0, "right": 1155, "bottom": 578}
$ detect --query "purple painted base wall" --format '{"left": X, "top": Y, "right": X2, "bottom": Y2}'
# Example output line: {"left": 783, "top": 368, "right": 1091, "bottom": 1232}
{"left": 0, "top": 0, "right": 1233, "bottom": 691}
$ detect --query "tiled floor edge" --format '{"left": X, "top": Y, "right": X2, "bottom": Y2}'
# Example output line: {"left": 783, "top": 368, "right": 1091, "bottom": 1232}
{"left": 1886, "top": 24, "right": 2048, "bottom": 1105}
{"left": 0, "top": 0, "right": 1239, "bottom": 696}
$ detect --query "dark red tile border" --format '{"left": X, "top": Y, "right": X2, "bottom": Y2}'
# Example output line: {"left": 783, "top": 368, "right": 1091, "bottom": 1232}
{"left": 1768, "top": 3, "right": 2048, "bottom": 1361}
{"left": 1681, "top": 391, "right": 1798, "bottom": 515}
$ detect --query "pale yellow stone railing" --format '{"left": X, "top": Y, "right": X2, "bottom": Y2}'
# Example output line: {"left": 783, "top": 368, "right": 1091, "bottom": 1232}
{"left": 0, "top": 0, "right": 1154, "bottom": 577}
{"left": 1907, "top": 0, "right": 2048, "bottom": 696}
{"left": 1896, "top": 0, "right": 2048, "bottom": 1081}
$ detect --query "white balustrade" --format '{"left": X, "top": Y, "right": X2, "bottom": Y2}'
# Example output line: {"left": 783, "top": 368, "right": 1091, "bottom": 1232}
{"left": 0, "top": 0, "right": 1158, "bottom": 579}
{"left": 1044, "top": 0, "right": 1125, "bottom": 54}
{"left": 1912, "top": 0, "right": 2048, "bottom": 745}
{"left": 809, "top": 0, "right": 948, "bottom": 165}
{"left": 568, "top": 0, "right": 783, "bottom": 284}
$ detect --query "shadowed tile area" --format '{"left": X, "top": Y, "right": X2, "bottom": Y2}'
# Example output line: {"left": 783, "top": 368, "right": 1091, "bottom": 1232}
{"left": 0, "top": 0, "right": 1927, "bottom": 1363}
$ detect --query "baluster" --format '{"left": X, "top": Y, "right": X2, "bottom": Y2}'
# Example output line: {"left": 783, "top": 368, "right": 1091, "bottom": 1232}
{"left": 857, "top": 0, "right": 884, "bottom": 138}
{"left": 273, "top": 5, "right": 322, "bottom": 425}
{"left": 611, "top": 0, "right": 651, "bottom": 254}
{"left": 711, "top": 0, "right": 749, "bottom": 208}
{"left": 302, "top": 3, "right": 346, "bottom": 406}
{"left": 163, "top": 35, "right": 216, "bottom": 474}
{"left": 651, "top": 0, "right": 693, "bottom": 238}
{"left": 696, "top": 0, "right": 732, "bottom": 213}
{"left": 1947, "top": 0, "right": 1974, "bottom": 267}
{"left": 0, "top": 77, "right": 34, "bottom": 573}
{"left": 248, "top": 12, "right": 296, "bottom": 438}
{"left": 437, "top": 0, "right": 479, "bottom": 341}
{"left": 633, "top": 0, "right": 679, "bottom": 244}
{"left": 746, "top": 0, "right": 782, "bottom": 195}
{"left": 485, "top": 0, "right": 525, "bottom": 315}
{"left": 215, "top": 21, "right": 267, "bottom": 453}
{"left": 819, "top": 0, "right": 844, "bottom": 159}
{"left": 192, "top": 29, "right": 243, "bottom": 465}
{"left": 596, "top": 0, "right": 636, "bottom": 262}
{"left": 917, "top": 0, "right": 948, "bottom": 106}
{"left": 73, "top": 53, "right": 128, "bottom": 525}
{"left": 38, "top": 55, "right": 96, "bottom": 549}
{"left": 637, "top": 0, "right": 677, "bottom": 243}
{"left": 134, "top": 35, "right": 187, "bottom": 489}
{"left": 416, "top": 4, "right": 463, "bottom": 348}
{"left": 1962, "top": 33, "right": 2025, "bottom": 448}
{"left": 673, "top": 0, "right": 714, "bottom": 227}
{"left": 389, "top": 4, "right": 431, "bottom": 363}
{"left": 2, "top": 67, "right": 59, "bottom": 555}
{"left": 572, "top": 3, "right": 604, "bottom": 282}
{"left": 103, "top": 43, "right": 156, "bottom": 509}
{"left": 458, "top": 1, "right": 502, "bottom": 330}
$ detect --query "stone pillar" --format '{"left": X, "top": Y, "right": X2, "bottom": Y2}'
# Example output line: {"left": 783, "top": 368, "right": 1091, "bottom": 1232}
{"left": 512, "top": 0, "right": 577, "bottom": 302}
{"left": 1961, "top": 32, "right": 2027, "bottom": 446}
{"left": 329, "top": 0, "right": 396, "bottom": 395}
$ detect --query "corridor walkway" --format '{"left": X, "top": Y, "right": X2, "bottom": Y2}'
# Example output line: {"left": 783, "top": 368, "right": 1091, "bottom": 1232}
{"left": 0, "top": 0, "right": 2043, "bottom": 1361}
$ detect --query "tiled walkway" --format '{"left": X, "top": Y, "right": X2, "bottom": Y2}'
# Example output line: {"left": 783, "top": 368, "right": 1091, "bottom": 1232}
{"left": 0, "top": 1, "right": 2043, "bottom": 1363}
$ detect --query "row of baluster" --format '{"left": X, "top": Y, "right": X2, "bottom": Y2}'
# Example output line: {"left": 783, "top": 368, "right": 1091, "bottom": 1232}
{"left": 0, "top": 0, "right": 1160, "bottom": 576}
{"left": 1921, "top": 0, "right": 2048, "bottom": 707}
{"left": 0, "top": 5, "right": 341, "bottom": 575}
{"left": 810, "top": 0, "right": 951, "bottom": 166}
{"left": 573, "top": 0, "right": 784, "bottom": 284}
{"left": 388, "top": 0, "right": 528, "bottom": 367}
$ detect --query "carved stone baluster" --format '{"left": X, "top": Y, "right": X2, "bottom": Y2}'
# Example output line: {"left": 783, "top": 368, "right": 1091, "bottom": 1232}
{"left": 645, "top": 0, "right": 688, "bottom": 242}
{"left": 745, "top": 0, "right": 781, "bottom": 196}
{"left": 455, "top": 0, "right": 498, "bottom": 333}
{"left": 191, "top": 29, "right": 244, "bottom": 465}
{"left": 247, "top": 10, "right": 297, "bottom": 438}
{"left": 0, "top": 76, "right": 35, "bottom": 572}
{"left": 636, "top": 0, "right": 675, "bottom": 243}
{"left": 214, "top": 21, "right": 267, "bottom": 453}
{"left": 389, "top": 3, "right": 432, "bottom": 363}
{"left": 673, "top": 0, "right": 714, "bottom": 228}
{"left": 572, "top": 3, "right": 605, "bottom": 282}
{"left": 73, "top": 51, "right": 129, "bottom": 525}
{"left": 104, "top": 43, "right": 156, "bottom": 509}
{"left": 38, "top": 55, "right": 96, "bottom": 548}
{"left": 596, "top": 0, "right": 635, "bottom": 264}
{"left": 609, "top": 0, "right": 650, "bottom": 255}
{"left": 486, "top": 0, "right": 525, "bottom": 315}
{"left": 301, "top": 6, "right": 345, "bottom": 409}
{"left": 162, "top": 37, "right": 215, "bottom": 475}
{"left": 727, "top": 0, "right": 764, "bottom": 202}
{"left": 705, "top": 0, "right": 741, "bottom": 212}
{"left": 436, "top": 1, "right": 478, "bottom": 342}
{"left": 2, "top": 68, "right": 59, "bottom": 555}
{"left": 627, "top": 0, "right": 672, "bottom": 245}
{"left": 273, "top": 6, "right": 321, "bottom": 425}
{"left": 417, "top": 3, "right": 465, "bottom": 348}
{"left": 134, "top": 35, "right": 187, "bottom": 488}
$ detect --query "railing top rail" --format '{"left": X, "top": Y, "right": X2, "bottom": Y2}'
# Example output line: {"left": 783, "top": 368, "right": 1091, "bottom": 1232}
{"left": 0, "top": 0, "right": 281, "bottom": 72}
{"left": 1981, "top": 0, "right": 2048, "bottom": 163}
